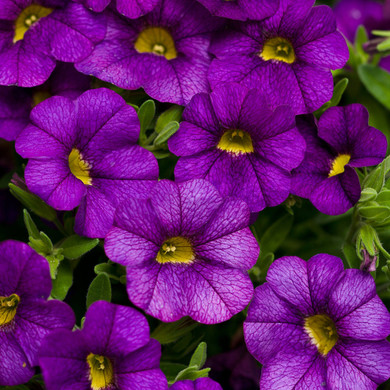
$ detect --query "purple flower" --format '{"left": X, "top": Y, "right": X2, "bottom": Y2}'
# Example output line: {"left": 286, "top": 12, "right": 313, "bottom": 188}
{"left": 0, "top": 240, "right": 75, "bottom": 386}
{"left": 75, "top": 0, "right": 159, "bottom": 19}
{"left": 208, "top": 0, "right": 349, "bottom": 114}
{"left": 291, "top": 105, "right": 387, "bottom": 215}
{"left": 168, "top": 83, "right": 305, "bottom": 213}
{"left": 244, "top": 254, "right": 390, "bottom": 389}
{"left": 0, "top": 63, "right": 90, "bottom": 141}
{"left": 105, "top": 179, "right": 258, "bottom": 324}
{"left": 195, "top": 0, "right": 278, "bottom": 21}
{"left": 0, "top": 0, "right": 106, "bottom": 87}
{"left": 171, "top": 377, "right": 222, "bottom": 390}
{"left": 15, "top": 88, "right": 159, "bottom": 238}
{"left": 39, "top": 301, "right": 167, "bottom": 390}
{"left": 76, "top": 0, "right": 222, "bottom": 105}
{"left": 334, "top": 0, "right": 384, "bottom": 43}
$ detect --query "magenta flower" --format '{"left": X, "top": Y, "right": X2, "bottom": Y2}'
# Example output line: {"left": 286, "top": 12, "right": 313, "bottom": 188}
{"left": 291, "top": 105, "right": 387, "bottom": 215}
{"left": 244, "top": 254, "right": 390, "bottom": 389}
{"left": 208, "top": 0, "right": 349, "bottom": 114}
{"left": 76, "top": 0, "right": 222, "bottom": 105}
{"left": 105, "top": 179, "right": 259, "bottom": 324}
{"left": 168, "top": 83, "right": 305, "bottom": 213}
{"left": 0, "top": 0, "right": 106, "bottom": 87}
{"left": 0, "top": 240, "right": 75, "bottom": 386}
{"left": 39, "top": 301, "right": 167, "bottom": 390}
{"left": 15, "top": 88, "right": 158, "bottom": 238}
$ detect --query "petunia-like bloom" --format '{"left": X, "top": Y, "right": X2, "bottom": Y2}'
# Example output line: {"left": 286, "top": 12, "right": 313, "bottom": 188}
{"left": 0, "top": 240, "right": 75, "bottom": 386}
{"left": 244, "top": 254, "right": 390, "bottom": 389}
{"left": 171, "top": 377, "right": 222, "bottom": 390}
{"left": 0, "top": 63, "right": 90, "bottom": 141}
{"left": 75, "top": 0, "right": 159, "bottom": 19}
{"left": 15, "top": 88, "right": 159, "bottom": 238}
{"left": 39, "top": 301, "right": 167, "bottom": 390}
{"left": 208, "top": 0, "right": 349, "bottom": 114}
{"left": 291, "top": 105, "right": 387, "bottom": 215}
{"left": 105, "top": 179, "right": 259, "bottom": 324}
{"left": 195, "top": 0, "right": 278, "bottom": 21}
{"left": 168, "top": 83, "right": 306, "bottom": 213}
{"left": 0, "top": 0, "right": 106, "bottom": 87}
{"left": 76, "top": 0, "right": 222, "bottom": 105}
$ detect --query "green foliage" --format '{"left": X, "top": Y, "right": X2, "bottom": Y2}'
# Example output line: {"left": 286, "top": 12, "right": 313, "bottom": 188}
{"left": 316, "top": 78, "right": 349, "bottom": 116}
{"left": 51, "top": 260, "right": 73, "bottom": 300}
{"left": 154, "top": 121, "right": 180, "bottom": 146}
{"left": 86, "top": 273, "right": 112, "bottom": 309}
{"left": 138, "top": 99, "right": 156, "bottom": 142}
{"left": 155, "top": 105, "right": 183, "bottom": 134}
{"left": 152, "top": 317, "right": 198, "bottom": 345}
{"left": 61, "top": 235, "right": 99, "bottom": 260}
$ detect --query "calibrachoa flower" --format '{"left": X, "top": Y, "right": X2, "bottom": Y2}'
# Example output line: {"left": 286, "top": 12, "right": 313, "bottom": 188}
{"left": 15, "top": 88, "right": 159, "bottom": 238}
{"left": 208, "top": 0, "right": 349, "bottom": 114}
{"left": 76, "top": 0, "right": 222, "bottom": 105}
{"left": 291, "top": 105, "right": 387, "bottom": 215}
{"left": 75, "top": 0, "right": 159, "bottom": 19}
{"left": 195, "top": 0, "right": 278, "bottom": 21}
{"left": 105, "top": 179, "right": 258, "bottom": 324}
{"left": 0, "top": 0, "right": 106, "bottom": 87}
{"left": 39, "top": 301, "right": 167, "bottom": 390}
{"left": 244, "top": 254, "right": 390, "bottom": 389}
{"left": 0, "top": 63, "right": 90, "bottom": 141}
{"left": 0, "top": 240, "right": 75, "bottom": 386}
{"left": 171, "top": 377, "right": 222, "bottom": 390}
{"left": 168, "top": 83, "right": 305, "bottom": 213}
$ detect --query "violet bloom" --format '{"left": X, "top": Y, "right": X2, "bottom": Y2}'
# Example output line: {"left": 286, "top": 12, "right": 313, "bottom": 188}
{"left": 291, "top": 105, "right": 387, "bottom": 215}
{"left": 168, "top": 83, "right": 305, "bottom": 213}
{"left": 0, "top": 240, "right": 75, "bottom": 386}
{"left": 76, "top": 0, "right": 222, "bottom": 105}
{"left": 195, "top": 0, "right": 278, "bottom": 21}
{"left": 0, "top": 0, "right": 106, "bottom": 87}
{"left": 244, "top": 254, "right": 390, "bottom": 389}
{"left": 75, "top": 0, "right": 159, "bottom": 19}
{"left": 171, "top": 377, "right": 222, "bottom": 390}
{"left": 105, "top": 179, "right": 258, "bottom": 324}
{"left": 39, "top": 301, "right": 167, "bottom": 390}
{"left": 15, "top": 88, "right": 159, "bottom": 238}
{"left": 208, "top": 0, "right": 349, "bottom": 114}
{"left": 0, "top": 63, "right": 90, "bottom": 141}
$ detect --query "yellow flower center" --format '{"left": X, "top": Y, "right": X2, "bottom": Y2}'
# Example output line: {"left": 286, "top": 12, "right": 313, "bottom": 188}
{"left": 328, "top": 154, "right": 351, "bottom": 178}
{"left": 14, "top": 4, "right": 53, "bottom": 43}
{"left": 156, "top": 237, "right": 195, "bottom": 264}
{"left": 32, "top": 90, "right": 52, "bottom": 107}
{"left": 68, "top": 148, "right": 92, "bottom": 186}
{"left": 87, "top": 354, "right": 114, "bottom": 390}
{"left": 217, "top": 129, "right": 254, "bottom": 155}
{"left": 304, "top": 314, "right": 338, "bottom": 356}
{"left": 134, "top": 27, "right": 177, "bottom": 60}
{"left": 261, "top": 37, "right": 296, "bottom": 64}
{"left": 0, "top": 294, "right": 20, "bottom": 326}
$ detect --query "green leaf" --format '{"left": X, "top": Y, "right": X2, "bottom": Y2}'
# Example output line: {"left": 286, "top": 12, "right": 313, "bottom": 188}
{"left": 51, "top": 260, "right": 73, "bottom": 300}
{"left": 151, "top": 317, "right": 198, "bottom": 344}
{"left": 154, "top": 121, "right": 180, "bottom": 146}
{"left": 61, "top": 235, "right": 99, "bottom": 260}
{"left": 376, "top": 190, "right": 390, "bottom": 207}
{"left": 138, "top": 99, "right": 156, "bottom": 141}
{"left": 189, "top": 342, "right": 207, "bottom": 370}
{"left": 9, "top": 183, "right": 57, "bottom": 221}
{"left": 342, "top": 242, "right": 361, "bottom": 269}
{"left": 355, "top": 25, "right": 369, "bottom": 62}
{"left": 155, "top": 105, "right": 183, "bottom": 133}
{"left": 359, "top": 205, "right": 390, "bottom": 222}
{"left": 356, "top": 224, "right": 378, "bottom": 257}
{"left": 86, "top": 273, "right": 112, "bottom": 309}
{"left": 358, "top": 64, "right": 390, "bottom": 109}
{"left": 23, "top": 209, "right": 40, "bottom": 240}
{"left": 160, "top": 363, "right": 187, "bottom": 382}
{"left": 378, "top": 38, "right": 390, "bottom": 52}
{"left": 152, "top": 150, "right": 172, "bottom": 159}
{"left": 359, "top": 188, "right": 378, "bottom": 203}
{"left": 174, "top": 366, "right": 210, "bottom": 383}
{"left": 363, "top": 157, "right": 390, "bottom": 192}
{"left": 372, "top": 30, "right": 390, "bottom": 37}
